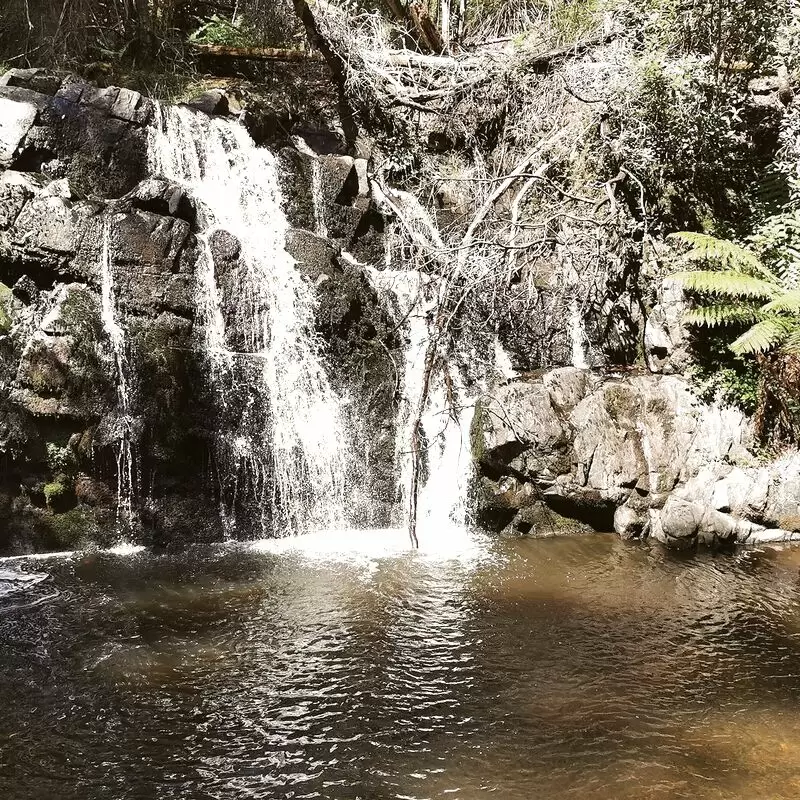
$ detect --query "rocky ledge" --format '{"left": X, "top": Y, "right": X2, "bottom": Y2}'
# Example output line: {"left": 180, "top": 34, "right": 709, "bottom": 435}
{"left": 476, "top": 368, "right": 800, "bottom": 549}
{"left": 0, "top": 69, "right": 399, "bottom": 554}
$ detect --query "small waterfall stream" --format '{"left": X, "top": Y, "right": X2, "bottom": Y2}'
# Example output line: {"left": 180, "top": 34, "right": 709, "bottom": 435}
{"left": 362, "top": 266, "right": 475, "bottom": 533}
{"left": 99, "top": 217, "right": 136, "bottom": 524}
{"left": 148, "top": 104, "right": 347, "bottom": 535}
{"left": 346, "top": 180, "right": 478, "bottom": 536}
{"left": 309, "top": 159, "right": 329, "bottom": 238}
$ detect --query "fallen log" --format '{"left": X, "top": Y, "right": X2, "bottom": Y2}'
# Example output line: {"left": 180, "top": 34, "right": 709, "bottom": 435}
{"left": 519, "top": 32, "right": 618, "bottom": 71}
{"left": 190, "top": 43, "right": 324, "bottom": 61}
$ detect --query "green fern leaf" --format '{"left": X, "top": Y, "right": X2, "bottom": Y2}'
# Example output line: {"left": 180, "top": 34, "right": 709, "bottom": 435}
{"left": 730, "top": 317, "right": 792, "bottom": 355}
{"left": 683, "top": 303, "right": 764, "bottom": 328}
{"left": 669, "top": 232, "right": 773, "bottom": 278}
{"left": 671, "top": 270, "right": 779, "bottom": 299}
{"left": 762, "top": 290, "right": 800, "bottom": 314}
{"left": 780, "top": 325, "right": 800, "bottom": 355}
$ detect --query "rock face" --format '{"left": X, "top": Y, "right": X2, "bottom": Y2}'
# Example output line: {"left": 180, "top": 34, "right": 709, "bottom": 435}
{"left": 475, "top": 368, "right": 800, "bottom": 548}
{"left": 0, "top": 70, "right": 401, "bottom": 554}
{"left": 0, "top": 68, "right": 153, "bottom": 197}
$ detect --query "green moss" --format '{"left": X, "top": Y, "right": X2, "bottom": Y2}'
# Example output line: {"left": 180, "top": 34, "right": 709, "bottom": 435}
{"left": 604, "top": 385, "right": 637, "bottom": 421}
{"left": 43, "top": 470, "right": 77, "bottom": 514}
{"left": 41, "top": 507, "right": 94, "bottom": 549}
{"left": 0, "top": 282, "right": 12, "bottom": 334}
{"left": 44, "top": 480, "right": 67, "bottom": 506}
{"left": 59, "top": 287, "right": 102, "bottom": 335}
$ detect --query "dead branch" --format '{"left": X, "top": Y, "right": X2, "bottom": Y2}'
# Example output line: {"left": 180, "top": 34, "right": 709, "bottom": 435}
{"left": 457, "top": 127, "right": 573, "bottom": 274}
{"left": 191, "top": 43, "right": 322, "bottom": 61}
{"left": 505, "top": 174, "right": 540, "bottom": 278}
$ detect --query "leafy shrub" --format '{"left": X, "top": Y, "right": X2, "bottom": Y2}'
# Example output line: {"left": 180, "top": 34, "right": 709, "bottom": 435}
{"left": 46, "top": 442, "right": 77, "bottom": 475}
{"left": 189, "top": 15, "right": 258, "bottom": 48}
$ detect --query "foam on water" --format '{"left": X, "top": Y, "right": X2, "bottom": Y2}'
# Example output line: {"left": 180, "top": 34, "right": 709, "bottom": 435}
{"left": 250, "top": 525, "right": 494, "bottom": 566}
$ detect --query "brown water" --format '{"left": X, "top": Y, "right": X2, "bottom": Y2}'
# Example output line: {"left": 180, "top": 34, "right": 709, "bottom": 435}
{"left": 3, "top": 532, "right": 800, "bottom": 799}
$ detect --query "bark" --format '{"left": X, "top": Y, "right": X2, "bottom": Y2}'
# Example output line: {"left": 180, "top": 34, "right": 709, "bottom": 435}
{"left": 408, "top": 1, "right": 447, "bottom": 53}
{"left": 290, "top": 0, "right": 360, "bottom": 150}
{"left": 440, "top": 0, "right": 451, "bottom": 47}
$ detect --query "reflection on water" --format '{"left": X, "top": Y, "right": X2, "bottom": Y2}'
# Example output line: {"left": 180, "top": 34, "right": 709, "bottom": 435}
{"left": 3, "top": 532, "right": 800, "bottom": 798}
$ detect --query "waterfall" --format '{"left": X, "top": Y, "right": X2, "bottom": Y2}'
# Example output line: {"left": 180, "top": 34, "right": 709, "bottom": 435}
{"left": 99, "top": 217, "right": 136, "bottom": 523}
{"left": 570, "top": 297, "right": 589, "bottom": 369}
{"left": 370, "top": 186, "right": 478, "bottom": 532}
{"left": 148, "top": 104, "right": 347, "bottom": 535}
{"left": 309, "top": 159, "right": 329, "bottom": 238}
{"left": 362, "top": 266, "right": 475, "bottom": 534}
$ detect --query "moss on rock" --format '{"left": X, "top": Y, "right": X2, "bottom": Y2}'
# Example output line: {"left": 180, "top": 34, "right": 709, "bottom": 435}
{"left": 0, "top": 282, "right": 12, "bottom": 333}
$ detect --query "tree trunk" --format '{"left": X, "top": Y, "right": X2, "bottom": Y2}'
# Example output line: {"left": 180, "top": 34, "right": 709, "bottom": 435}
{"left": 440, "top": 0, "right": 451, "bottom": 47}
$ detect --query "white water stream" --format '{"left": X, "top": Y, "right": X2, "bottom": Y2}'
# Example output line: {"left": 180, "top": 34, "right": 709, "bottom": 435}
{"left": 99, "top": 217, "right": 136, "bottom": 523}
{"left": 148, "top": 104, "right": 347, "bottom": 535}
{"left": 341, "top": 182, "right": 478, "bottom": 536}
{"left": 365, "top": 267, "right": 474, "bottom": 532}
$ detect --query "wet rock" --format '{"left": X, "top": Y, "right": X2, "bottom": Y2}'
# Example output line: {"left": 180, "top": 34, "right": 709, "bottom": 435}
{"left": 0, "top": 91, "right": 45, "bottom": 167}
{"left": 614, "top": 504, "right": 648, "bottom": 539}
{"left": 0, "top": 74, "right": 403, "bottom": 552}
{"left": 127, "top": 179, "right": 196, "bottom": 225}
{"left": 74, "top": 474, "right": 114, "bottom": 506}
{"left": 0, "top": 73, "right": 152, "bottom": 197}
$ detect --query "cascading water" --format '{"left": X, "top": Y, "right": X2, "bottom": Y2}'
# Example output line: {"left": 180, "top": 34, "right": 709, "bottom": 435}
{"left": 348, "top": 183, "right": 478, "bottom": 537}
{"left": 99, "top": 217, "right": 136, "bottom": 524}
{"left": 570, "top": 296, "right": 590, "bottom": 369}
{"left": 148, "top": 104, "right": 348, "bottom": 535}
{"left": 309, "top": 159, "right": 329, "bottom": 239}
{"left": 364, "top": 267, "right": 475, "bottom": 533}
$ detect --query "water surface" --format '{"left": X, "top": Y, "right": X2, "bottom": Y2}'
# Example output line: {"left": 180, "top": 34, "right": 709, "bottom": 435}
{"left": 3, "top": 531, "right": 800, "bottom": 799}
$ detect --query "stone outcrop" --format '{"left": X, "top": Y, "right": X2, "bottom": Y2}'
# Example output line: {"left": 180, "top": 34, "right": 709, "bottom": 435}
{"left": 0, "top": 70, "right": 400, "bottom": 554}
{"left": 0, "top": 68, "right": 153, "bottom": 197}
{"left": 475, "top": 368, "right": 800, "bottom": 549}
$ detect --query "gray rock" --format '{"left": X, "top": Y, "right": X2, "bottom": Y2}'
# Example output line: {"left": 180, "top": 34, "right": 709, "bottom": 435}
{"left": 479, "top": 381, "right": 567, "bottom": 477}
{"left": 645, "top": 279, "right": 691, "bottom": 374}
{"left": 476, "top": 367, "right": 800, "bottom": 549}
{"left": 543, "top": 367, "right": 590, "bottom": 411}
{"left": 614, "top": 504, "right": 648, "bottom": 539}
{"left": 12, "top": 195, "right": 76, "bottom": 253}
{"left": 0, "top": 94, "right": 41, "bottom": 166}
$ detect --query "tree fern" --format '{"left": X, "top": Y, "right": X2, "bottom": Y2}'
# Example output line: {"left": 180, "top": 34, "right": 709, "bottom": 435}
{"left": 762, "top": 290, "right": 800, "bottom": 314}
{"left": 669, "top": 232, "right": 800, "bottom": 357}
{"left": 730, "top": 318, "right": 794, "bottom": 355}
{"left": 683, "top": 303, "right": 765, "bottom": 328}
{"left": 752, "top": 208, "right": 800, "bottom": 289}
{"left": 668, "top": 232, "right": 774, "bottom": 279}
{"left": 781, "top": 326, "right": 800, "bottom": 354}
{"left": 670, "top": 269, "right": 778, "bottom": 299}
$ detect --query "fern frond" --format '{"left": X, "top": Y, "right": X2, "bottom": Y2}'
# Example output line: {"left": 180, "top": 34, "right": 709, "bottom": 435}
{"left": 762, "top": 290, "right": 800, "bottom": 314}
{"left": 780, "top": 324, "right": 800, "bottom": 355}
{"left": 730, "top": 317, "right": 792, "bottom": 355}
{"left": 668, "top": 232, "right": 773, "bottom": 278}
{"left": 671, "top": 270, "right": 779, "bottom": 299}
{"left": 757, "top": 167, "right": 791, "bottom": 215}
{"left": 683, "top": 303, "right": 765, "bottom": 328}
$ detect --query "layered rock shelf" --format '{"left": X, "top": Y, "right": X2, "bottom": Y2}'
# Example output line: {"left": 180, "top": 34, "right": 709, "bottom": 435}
{"left": 476, "top": 368, "right": 800, "bottom": 548}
